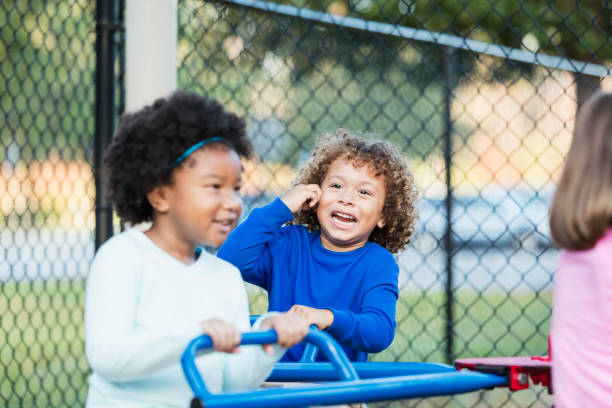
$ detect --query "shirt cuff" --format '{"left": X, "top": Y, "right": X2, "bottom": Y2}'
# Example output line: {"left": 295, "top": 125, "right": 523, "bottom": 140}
{"left": 326, "top": 308, "right": 353, "bottom": 341}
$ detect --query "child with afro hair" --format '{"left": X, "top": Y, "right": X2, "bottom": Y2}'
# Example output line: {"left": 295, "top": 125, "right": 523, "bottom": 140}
{"left": 85, "top": 91, "right": 309, "bottom": 408}
{"left": 219, "top": 129, "right": 418, "bottom": 362}
{"left": 104, "top": 91, "right": 252, "bottom": 226}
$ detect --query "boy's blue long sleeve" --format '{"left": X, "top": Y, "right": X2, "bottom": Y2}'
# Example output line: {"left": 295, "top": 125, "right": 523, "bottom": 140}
{"left": 218, "top": 197, "right": 295, "bottom": 290}
{"left": 218, "top": 198, "right": 399, "bottom": 362}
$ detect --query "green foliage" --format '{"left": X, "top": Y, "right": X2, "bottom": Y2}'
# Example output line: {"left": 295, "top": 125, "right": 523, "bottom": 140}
{"left": 258, "top": 0, "right": 611, "bottom": 62}
{"left": 0, "top": 0, "right": 96, "bottom": 162}
{"left": 179, "top": 0, "right": 610, "bottom": 169}
{"left": 179, "top": 2, "right": 453, "bottom": 165}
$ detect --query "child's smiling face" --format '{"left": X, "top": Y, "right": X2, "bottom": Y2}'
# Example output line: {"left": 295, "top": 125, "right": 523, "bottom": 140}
{"left": 163, "top": 145, "right": 243, "bottom": 249}
{"left": 316, "top": 157, "right": 386, "bottom": 252}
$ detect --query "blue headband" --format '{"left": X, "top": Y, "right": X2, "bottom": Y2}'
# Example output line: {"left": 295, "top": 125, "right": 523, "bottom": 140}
{"left": 171, "top": 137, "right": 228, "bottom": 167}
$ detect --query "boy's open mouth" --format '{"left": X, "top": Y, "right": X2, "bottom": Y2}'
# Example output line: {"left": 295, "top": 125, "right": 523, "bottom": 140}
{"left": 331, "top": 211, "right": 357, "bottom": 224}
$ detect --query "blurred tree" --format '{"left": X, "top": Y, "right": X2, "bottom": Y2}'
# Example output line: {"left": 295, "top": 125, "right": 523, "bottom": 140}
{"left": 224, "top": 0, "right": 610, "bottom": 104}
{"left": 182, "top": 0, "right": 610, "bottom": 165}
{"left": 0, "top": 0, "right": 96, "bottom": 162}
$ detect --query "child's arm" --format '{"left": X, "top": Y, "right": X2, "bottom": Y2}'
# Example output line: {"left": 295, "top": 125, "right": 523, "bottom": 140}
{"left": 283, "top": 259, "right": 398, "bottom": 356}
{"left": 218, "top": 187, "right": 317, "bottom": 287}
{"left": 325, "top": 260, "right": 399, "bottom": 354}
{"left": 220, "top": 297, "right": 309, "bottom": 392}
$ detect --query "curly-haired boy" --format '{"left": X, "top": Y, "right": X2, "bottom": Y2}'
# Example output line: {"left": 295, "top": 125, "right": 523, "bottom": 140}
{"left": 219, "top": 129, "right": 418, "bottom": 362}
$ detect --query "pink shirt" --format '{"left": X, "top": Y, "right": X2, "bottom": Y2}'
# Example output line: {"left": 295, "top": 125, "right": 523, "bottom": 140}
{"left": 552, "top": 228, "right": 612, "bottom": 407}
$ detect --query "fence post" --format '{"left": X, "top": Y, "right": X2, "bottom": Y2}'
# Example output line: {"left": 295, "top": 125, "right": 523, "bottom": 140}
{"left": 95, "top": 0, "right": 120, "bottom": 249}
{"left": 125, "top": 0, "right": 177, "bottom": 111}
{"left": 443, "top": 45, "right": 455, "bottom": 364}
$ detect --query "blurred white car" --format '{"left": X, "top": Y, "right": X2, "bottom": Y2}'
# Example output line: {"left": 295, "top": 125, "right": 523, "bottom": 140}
{"left": 416, "top": 187, "right": 553, "bottom": 251}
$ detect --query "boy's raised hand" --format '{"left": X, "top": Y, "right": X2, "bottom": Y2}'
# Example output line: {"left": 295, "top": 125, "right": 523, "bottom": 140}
{"left": 281, "top": 184, "right": 321, "bottom": 214}
{"left": 288, "top": 305, "right": 334, "bottom": 331}
{"left": 200, "top": 319, "right": 242, "bottom": 354}
{"left": 259, "top": 313, "right": 310, "bottom": 355}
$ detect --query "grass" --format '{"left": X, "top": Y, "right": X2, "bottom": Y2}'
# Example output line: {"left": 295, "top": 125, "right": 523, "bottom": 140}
{"left": 0, "top": 280, "right": 552, "bottom": 407}
{"left": 0, "top": 279, "right": 89, "bottom": 407}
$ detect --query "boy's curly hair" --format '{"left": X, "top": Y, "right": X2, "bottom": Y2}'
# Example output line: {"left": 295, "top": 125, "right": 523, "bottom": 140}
{"left": 292, "top": 129, "right": 418, "bottom": 253}
{"left": 104, "top": 90, "right": 252, "bottom": 225}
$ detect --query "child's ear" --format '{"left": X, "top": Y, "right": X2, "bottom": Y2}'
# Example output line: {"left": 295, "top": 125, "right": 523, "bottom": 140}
{"left": 146, "top": 186, "right": 170, "bottom": 213}
{"left": 376, "top": 217, "right": 386, "bottom": 229}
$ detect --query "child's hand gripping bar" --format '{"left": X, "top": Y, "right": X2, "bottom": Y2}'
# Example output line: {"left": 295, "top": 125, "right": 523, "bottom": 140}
{"left": 249, "top": 315, "right": 320, "bottom": 362}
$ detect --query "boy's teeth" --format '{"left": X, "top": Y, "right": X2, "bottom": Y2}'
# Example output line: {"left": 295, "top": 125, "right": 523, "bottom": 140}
{"left": 333, "top": 212, "right": 355, "bottom": 221}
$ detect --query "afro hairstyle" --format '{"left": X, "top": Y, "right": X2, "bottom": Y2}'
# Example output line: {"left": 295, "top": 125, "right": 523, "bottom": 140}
{"left": 104, "top": 90, "right": 252, "bottom": 225}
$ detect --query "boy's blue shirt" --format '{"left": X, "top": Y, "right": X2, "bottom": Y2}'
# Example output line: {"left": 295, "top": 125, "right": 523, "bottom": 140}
{"left": 218, "top": 197, "right": 399, "bottom": 362}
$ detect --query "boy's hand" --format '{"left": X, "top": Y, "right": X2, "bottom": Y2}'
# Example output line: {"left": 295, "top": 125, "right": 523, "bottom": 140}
{"left": 281, "top": 184, "right": 321, "bottom": 214}
{"left": 288, "top": 305, "right": 334, "bottom": 331}
{"left": 200, "top": 319, "right": 241, "bottom": 354}
{"left": 259, "top": 313, "right": 309, "bottom": 355}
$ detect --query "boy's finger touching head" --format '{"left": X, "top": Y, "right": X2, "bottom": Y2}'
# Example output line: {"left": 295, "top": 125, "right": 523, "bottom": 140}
{"left": 282, "top": 184, "right": 320, "bottom": 213}
{"left": 307, "top": 185, "right": 321, "bottom": 207}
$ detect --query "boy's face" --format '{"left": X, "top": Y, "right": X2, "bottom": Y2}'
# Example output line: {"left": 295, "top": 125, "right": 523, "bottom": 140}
{"left": 316, "top": 157, "right": 386, "bottom": 252}
{"left": 162, "top": 146, "right": 243, "bottom": 248}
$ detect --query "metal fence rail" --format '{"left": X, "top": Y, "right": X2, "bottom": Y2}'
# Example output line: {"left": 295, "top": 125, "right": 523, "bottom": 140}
{"left": 1, "top": 0, "right": 611, "bottom": 406}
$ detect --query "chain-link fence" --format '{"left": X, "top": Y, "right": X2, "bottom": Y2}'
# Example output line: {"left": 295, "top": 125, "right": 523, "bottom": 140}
{"left": 2, "top": 0, "right": 611, "bottom": 407}
{"left": 178, "top": 1, "right": 611, "bottom": 406}
{"left": 1, "top": 1, "right": 97, "bottom": 406}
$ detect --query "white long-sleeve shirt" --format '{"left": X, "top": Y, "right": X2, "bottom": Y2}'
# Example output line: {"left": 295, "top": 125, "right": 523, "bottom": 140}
{"left": 85, "top": 228, "right": 282, "bottom": 407}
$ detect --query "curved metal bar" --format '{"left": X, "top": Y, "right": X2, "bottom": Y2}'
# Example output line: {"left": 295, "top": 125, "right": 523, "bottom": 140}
{"left": 250, "top": 316, "right": 321, "bottom": 362}
{"left": 267, "top": 361, "right": 457, "bottom": 382}
{"left": 299, "top": 343, "right": 320, "bottom": 362}
{"left": 181, "top": 328, "right": 359, "bottom": 400}
{"left": 249, "top": 315, "right": 260, "bottom": 326}
{"left": 182, "top": 328, "right": 507, "bottom": 407}
{"left": 195, "top": 371, "right": 507, "bottom": 407}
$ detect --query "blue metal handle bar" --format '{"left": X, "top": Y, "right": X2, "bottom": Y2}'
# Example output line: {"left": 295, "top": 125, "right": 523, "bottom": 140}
{"left": 299, "top": 343, "right": 319, "bottom": 362}
{"left": 268, "top": 361, "right": 457, "bottom": 381}
{"left": 181, "top": 328, "right": 359, "bottom": 400}
{"left": 182, "top": 329, "right": 508, "bottom": 407}
{"left": 250, "top": 315, "right": 320, "bottom": 362}
{"left": 249, "top": 315, "right": 260, "bottom": 325}
{"left": 187, "top": 371, "right": 507, "bottom": 407}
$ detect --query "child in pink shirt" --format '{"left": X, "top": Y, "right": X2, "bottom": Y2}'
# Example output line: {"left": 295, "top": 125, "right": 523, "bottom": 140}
{"left": 550, "top": 91, "right": 612, "bottom": 407}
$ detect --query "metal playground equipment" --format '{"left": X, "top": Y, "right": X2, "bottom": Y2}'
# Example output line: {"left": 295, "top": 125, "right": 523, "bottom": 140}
{"left": 181, "top": 328, "right": 551, "bottom": 407}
